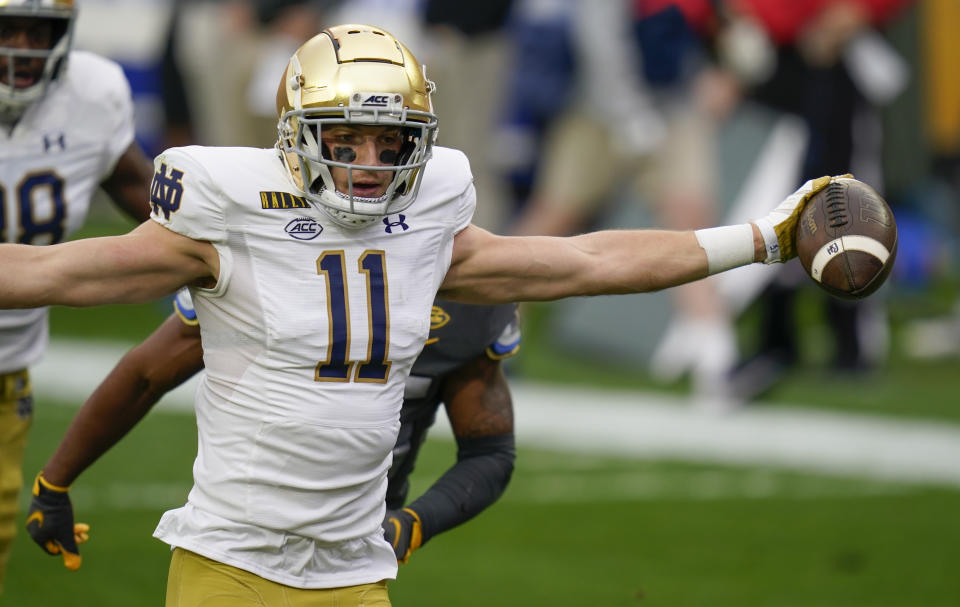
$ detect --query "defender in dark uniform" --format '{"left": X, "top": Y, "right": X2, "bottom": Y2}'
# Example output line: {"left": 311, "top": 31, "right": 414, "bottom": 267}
{"left": 25, "top": 291, "right": 521, "bottom": 569}
{"left": 385, "top": 300, "right": 520, "bottom": 561}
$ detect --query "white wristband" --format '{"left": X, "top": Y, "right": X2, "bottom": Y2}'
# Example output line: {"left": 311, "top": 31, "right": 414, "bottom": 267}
{"left": 752, "top": 217, "right": 781, "bottom": 264}
{"left": 694, "top": 224, "right": 756, "bottom": 275}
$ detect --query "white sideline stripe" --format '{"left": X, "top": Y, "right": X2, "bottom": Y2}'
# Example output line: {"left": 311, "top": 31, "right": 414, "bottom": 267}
{"left": 810, "top": 235, "right": 890, "bottom": 283}
{"left": 34, "top": 338, "right": 960, "bottom": 488}
{"left": 503, "top": 470, "right": 918, "bottom": 503}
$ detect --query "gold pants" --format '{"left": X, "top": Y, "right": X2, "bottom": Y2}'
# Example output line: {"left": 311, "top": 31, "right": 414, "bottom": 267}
{"left": 165, "top": 548, "right": 391, "bottom": 607}
{"left": 0, "top": 369, "right": 32, "bottom": 589}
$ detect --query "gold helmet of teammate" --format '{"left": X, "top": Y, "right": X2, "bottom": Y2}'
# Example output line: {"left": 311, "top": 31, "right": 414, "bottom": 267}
{"left": 0, "top": 0, "right": 76, "bottom": 122}
{"left": 276, "top": 24, "right": 438, "bottom": 228}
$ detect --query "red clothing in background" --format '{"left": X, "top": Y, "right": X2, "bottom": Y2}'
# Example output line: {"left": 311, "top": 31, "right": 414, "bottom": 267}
{"left": 729, "top": 0, "right": 912, "bottom": 44}
{"left": 633, "top": 0, "right": 717, "bottom": 33}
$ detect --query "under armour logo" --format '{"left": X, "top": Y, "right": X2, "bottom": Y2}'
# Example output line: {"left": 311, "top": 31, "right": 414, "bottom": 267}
{"left": 383, "top": 215, "right": 409, "bottom": 233}
{"left": 150, "top": 163, "right": 185, "bottom": 220}
{"left": 43, "top": 133, "right": 66, "bottom": 152}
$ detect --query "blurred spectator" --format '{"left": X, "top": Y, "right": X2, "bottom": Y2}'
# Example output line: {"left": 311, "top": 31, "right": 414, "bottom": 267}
{"left": 505, "top": 0, "right": 740, "bottom": 403}
{"left": 72, "top": 0, "right": 178, "bottom": 156}
{"left": 722, "top": 0, "right": 914, "bottom": 401}
{"left": 492, "top": 0, "right": 575, "bottom": 213}
{"left": 166, "top": 1, "right": 329, "bottom": 148}
{"left": 420, "top": 0, "right": 516, "bottom": 230}
{"left": 898, "top": 0, "right": 960, "bottom": 359}
{"left": 222, "top": 1, "right": 326, "bottom": 146}
{"left": 327, "top": 0, "right": 516, "bottom": 230}
{"left": 160, "top": 0, "right": 195, "bottom": 149}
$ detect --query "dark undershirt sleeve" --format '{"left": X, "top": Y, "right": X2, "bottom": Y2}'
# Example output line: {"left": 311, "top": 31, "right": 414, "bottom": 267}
{"left": 405, "top": 433, "right": 516, "bottom": 544}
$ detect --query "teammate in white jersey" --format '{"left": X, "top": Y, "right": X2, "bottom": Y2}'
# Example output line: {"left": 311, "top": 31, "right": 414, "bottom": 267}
{"left": 0, "top": 23, "right": 840, "bottom": 607}
{"left": 0, "top": 0, "right": 152, "bottom": 587}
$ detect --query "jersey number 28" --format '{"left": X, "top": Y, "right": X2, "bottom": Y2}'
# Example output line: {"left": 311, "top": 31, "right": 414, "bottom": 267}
{"left": 0, "top": 172, "right": 67, "bottom": 244}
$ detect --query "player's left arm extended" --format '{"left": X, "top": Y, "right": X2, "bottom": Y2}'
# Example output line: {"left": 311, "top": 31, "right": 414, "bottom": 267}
{"left": 100, "top": 141, "right": 156, "bottom": 223}
{"left": 384, "top": 353, "right": 515, "bottom": 563}
{"left": 0, "top": 220, "right": 216, "bottom": 309}
{"left": 440, "top": 224, "right": 723, "bottom": 304}
{"left": 439, "top": 178, "right": 837, "bottom": 304}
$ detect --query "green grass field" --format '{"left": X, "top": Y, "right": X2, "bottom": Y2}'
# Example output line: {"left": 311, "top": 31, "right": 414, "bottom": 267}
{"left": 6, "top": 400, "right": 960, "bottom": 606}
{"left": 4, "top": 210, "right": 960, "bottom": 605}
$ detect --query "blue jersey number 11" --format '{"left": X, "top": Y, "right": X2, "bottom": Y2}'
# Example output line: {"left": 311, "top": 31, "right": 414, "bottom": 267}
{"left": 315, "top": 250, "right": 391, "bottom": 383}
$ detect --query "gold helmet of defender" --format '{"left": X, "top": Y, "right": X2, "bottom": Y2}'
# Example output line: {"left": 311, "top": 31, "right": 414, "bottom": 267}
{"left": 276, "top": 24, "right": 438, "bottom": 228}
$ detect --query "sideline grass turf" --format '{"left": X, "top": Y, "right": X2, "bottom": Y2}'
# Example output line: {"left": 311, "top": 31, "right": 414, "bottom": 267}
{"left": 6, "top": 401, "right": 959, "bottom": 606}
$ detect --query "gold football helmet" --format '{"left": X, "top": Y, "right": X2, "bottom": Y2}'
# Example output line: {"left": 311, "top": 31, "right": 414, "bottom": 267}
{"left": 276, "top": 24, "right": 438, "bottom": 228}
{"left": 0, "top": 0, "right": 76, "bottom": 122}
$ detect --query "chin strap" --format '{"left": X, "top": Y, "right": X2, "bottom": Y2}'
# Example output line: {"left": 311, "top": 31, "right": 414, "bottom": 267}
{"left": 322, "top": 205, "right": 380, "bottom": 229}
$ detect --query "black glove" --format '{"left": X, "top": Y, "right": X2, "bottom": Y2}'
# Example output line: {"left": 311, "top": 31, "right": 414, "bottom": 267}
{"left": 382, "top": 507, "right": 423, "bottom": 564}
{"left": 24, "top": 472, "right": 89, "bottom": 571}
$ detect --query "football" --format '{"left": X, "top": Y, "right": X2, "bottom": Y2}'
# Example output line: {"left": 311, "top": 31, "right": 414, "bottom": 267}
{"left": 796, "top": 177, "right": 897, "bottom": 300}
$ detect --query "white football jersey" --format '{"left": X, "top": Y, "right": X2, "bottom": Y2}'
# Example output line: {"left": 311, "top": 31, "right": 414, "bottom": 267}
{"left": 150, "top": 145, "right": 475, "bottom": 588}
{"left": 0, "top": 51, "right": 135, "bottom": 373}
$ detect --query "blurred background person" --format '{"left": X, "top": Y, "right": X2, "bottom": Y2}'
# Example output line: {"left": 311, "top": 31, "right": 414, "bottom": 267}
{"left": 417, "top": 0, "right": 516, "bottom": 230}
{"left": 720, "top": 0, "right": 915, "bottom": 401}
{"left": 899, "top": 0, "right": 960, "bottom": 359}
{"left": 74, "top": 0, "right": 331, "bottom": 151}
{"left": 326, "top": 0, "right": 516, "bottom": 230}
{"left": 175, "top": 0, "right": 327, "bottom": 148}
{"left": 503, "top": 0, "right": 741, "bottom": 404}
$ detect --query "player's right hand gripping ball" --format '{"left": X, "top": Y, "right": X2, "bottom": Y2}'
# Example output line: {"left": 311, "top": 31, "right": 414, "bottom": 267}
{"left": 796, "top": 177, "right": 897, "bottom": 300}
{"left": 24, "top": 473, "right": 90, "bottom": 571}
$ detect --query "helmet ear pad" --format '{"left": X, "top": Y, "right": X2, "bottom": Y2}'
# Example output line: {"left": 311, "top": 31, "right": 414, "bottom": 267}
{"left": 49, "top": 17, "right": 71, "bottom": 54}
{"left": 392, "top": 127, "right": 421, "bottom": 195}
{"left": 396, "top": 127, "right": 418, "bottom": 165}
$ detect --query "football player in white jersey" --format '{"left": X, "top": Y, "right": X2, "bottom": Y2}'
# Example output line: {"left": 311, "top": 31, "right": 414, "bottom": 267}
{"left": 0, "top": 23, "right": 840, "bottom": 607}
{"left": 26, "top": 289, "right": 519, "bottom": 572}
{"left": 0, "top": 0, "right": 153, "bottom": 588}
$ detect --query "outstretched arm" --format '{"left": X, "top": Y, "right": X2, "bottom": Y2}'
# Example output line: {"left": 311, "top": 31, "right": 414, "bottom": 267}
{"left": 0, "top": 220, "right": 217, "bottom": 309}
{"left": 440, "top": 224, "right": 764, "bottom": 304}
{"left": 383, "top": 353, "right": 515, "bottom": 563}
{"left": 440, "top": 176, "right": 834, "bottom": 304}
{"left": 26, "top": 314, "right": 204, "bottom": 571}
{"left": 42, "top": 315, "right": 204, "bottom": 487}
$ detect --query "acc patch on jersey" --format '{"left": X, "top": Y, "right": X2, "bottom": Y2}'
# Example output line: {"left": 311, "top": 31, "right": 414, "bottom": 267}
{"left": 285, "top": 217, "right": 322, "bottom": 240}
